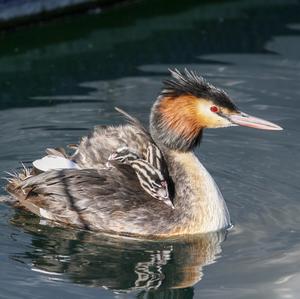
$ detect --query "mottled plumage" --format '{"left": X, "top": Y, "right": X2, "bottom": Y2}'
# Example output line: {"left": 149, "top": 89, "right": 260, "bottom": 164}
{"left": 71, "top": 109, "right": 154, "bottom": 169}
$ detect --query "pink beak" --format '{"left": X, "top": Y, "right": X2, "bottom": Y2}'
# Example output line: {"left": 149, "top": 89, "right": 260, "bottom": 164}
{"left": 228, "top": 112, "right": 283, "bottom": 131}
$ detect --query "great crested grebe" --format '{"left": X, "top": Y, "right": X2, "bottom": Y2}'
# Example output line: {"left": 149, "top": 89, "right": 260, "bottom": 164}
{"left": 5, "top": 69, "right": 282, "bottom": 238}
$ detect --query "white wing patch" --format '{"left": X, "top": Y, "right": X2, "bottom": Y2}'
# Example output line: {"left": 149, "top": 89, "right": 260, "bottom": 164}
{"left": 33, "top": 155, "right": 79, "bottom": 172}
{"left": 39, "top": 207, "right": 54, "bottom": 220}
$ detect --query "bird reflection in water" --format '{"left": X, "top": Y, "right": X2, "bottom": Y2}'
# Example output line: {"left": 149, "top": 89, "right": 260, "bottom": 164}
{"left": 10, "top": 210, "right": 226, "bottom": 298}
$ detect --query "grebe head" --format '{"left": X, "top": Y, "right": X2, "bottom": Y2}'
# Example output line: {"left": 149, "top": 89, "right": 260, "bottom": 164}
{"left": 150, "top": 69, "right": 282, "bottom": 151}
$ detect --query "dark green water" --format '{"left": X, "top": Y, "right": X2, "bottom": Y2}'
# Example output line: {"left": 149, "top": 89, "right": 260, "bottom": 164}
{"left": 0, "top": 0, "right": 300, "bottom": 298}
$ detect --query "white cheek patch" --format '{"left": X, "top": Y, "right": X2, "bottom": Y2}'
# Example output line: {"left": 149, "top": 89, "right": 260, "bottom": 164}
{"left": 197, "top": 102, "right": 233, "bottom": 128}
{"left": 215, "top": 113, "right": 233, "bottom": 127}
{"left": 33, "top": 155, "right": 79, "bottom": 172}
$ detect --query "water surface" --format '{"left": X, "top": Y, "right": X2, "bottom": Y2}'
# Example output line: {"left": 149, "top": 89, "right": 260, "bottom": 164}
{"left": 0, "top": 0, "right": 300, "bottom": 298}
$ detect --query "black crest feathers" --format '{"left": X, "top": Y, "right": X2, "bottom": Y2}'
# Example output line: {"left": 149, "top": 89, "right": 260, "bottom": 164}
{"left": 161, "top": 68, "right": 238, "bottom": 111}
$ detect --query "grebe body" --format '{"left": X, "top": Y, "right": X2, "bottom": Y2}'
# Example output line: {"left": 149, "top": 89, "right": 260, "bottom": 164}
{"left": 5, "top": 69, "right": 282, "bottom": 237}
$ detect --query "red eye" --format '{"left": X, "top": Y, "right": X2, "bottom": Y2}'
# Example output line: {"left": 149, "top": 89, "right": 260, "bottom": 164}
{"left": 210, "top": 106, "right": 219, "bottom": 113}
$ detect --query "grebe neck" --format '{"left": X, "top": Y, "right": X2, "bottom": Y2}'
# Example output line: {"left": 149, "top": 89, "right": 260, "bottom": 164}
{"left": 149, "top": 96, "right": 231, "bottom": 233}
{"left": 163, "top": 149, "right": 231, "bottom": 234}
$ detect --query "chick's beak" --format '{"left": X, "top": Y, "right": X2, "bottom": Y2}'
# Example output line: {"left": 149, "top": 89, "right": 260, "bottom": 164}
{"left": 227, "top": 112, "right": 283, "bottom": 131}
{"left": 158, "top": 181, "right": 169, "bottom": 199}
